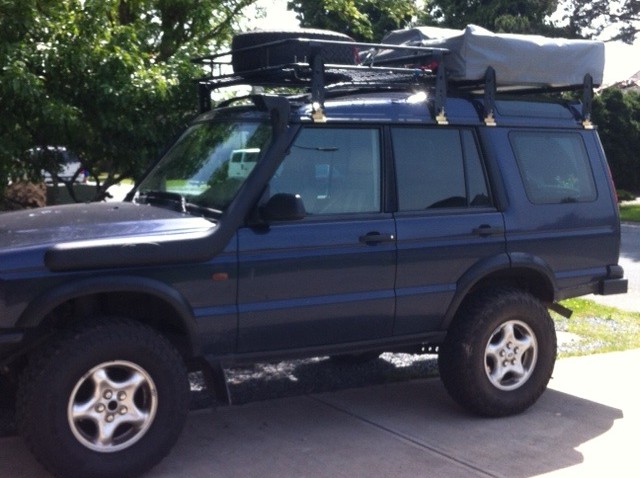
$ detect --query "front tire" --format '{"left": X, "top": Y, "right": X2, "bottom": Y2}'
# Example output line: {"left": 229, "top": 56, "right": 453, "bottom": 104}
{"left": 439, "top": 289, "right": 556, "bottom": 417}
{"left": 17, "top": 318, "right": 190, "bottom": 478}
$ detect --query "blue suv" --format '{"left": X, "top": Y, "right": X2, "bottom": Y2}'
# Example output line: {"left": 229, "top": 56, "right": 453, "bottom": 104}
{"left": 0, "top": 28, "right": 628, "bottom": 478}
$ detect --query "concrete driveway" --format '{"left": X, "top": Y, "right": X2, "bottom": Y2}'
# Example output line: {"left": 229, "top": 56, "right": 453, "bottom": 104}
{"left": 1, "top": 349, "right": 638, "bottom": 478}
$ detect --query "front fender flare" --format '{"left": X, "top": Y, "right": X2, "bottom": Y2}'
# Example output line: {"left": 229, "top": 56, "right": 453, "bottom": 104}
{"left": 16, "top": 275, "right": 201, "bottom": 356}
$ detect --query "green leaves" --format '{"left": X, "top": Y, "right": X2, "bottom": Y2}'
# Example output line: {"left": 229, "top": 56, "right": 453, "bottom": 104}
{"left": 593, "top": 88, "right": 640, "bottom": 192}
{"left": 423, "top": 0, "right": 563, "bottom": 35}
{"left": 288, "top": 0, "right": 417, "bottom": 41}
{"left": 1, "top": 0, "right": 254, "bottom": 203}
{"left": 564, "top": 0, "right": 639, "bottom": 44}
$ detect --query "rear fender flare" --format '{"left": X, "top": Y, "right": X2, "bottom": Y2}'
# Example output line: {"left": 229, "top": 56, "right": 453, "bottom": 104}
{"left": 440, "top": 252, "right": 556, "bottom": 330}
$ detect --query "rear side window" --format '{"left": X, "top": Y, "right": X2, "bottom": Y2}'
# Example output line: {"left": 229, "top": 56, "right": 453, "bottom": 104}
{"left": 391, "top": 128, "right": 491, "bottom": 211}
{"left": 510, "top": 132, "right": 597, "bottom": 204}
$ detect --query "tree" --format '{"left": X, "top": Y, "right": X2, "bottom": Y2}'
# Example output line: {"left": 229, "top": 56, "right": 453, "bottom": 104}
{"left": 0, "top": 0, "right": 256, "bottom": 203}
{"left": 563, "top": 0, "right": 640, "bottom": 44}
{"left": 592, "top": 88, "right": 640, "bottom": 192}
{"left": 287, "top": 0, "right": 417, "bottom": 42}
{"left": 423, "top": 0, "right": 565, "bottom": 36}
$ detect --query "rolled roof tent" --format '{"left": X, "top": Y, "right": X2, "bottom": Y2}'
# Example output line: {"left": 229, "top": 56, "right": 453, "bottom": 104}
{"left": 377, "top": 24, "right": 605, "bottom": 87}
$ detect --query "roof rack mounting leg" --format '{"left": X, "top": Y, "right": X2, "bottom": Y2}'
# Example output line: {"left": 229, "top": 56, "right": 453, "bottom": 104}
{"left": 309, "top": 43, "right": 327, "bottom": 123}
{"left": 434, "top": 60, "right": 448, "bottom": 125}
{"left": 198, "top": 82, "right": 212, "bottom": 113}
{"left": 582, "top": 73, "right": 594, "bottom": 129}
{"left": 483, "top": 66, "right": 497, "bottom": 126}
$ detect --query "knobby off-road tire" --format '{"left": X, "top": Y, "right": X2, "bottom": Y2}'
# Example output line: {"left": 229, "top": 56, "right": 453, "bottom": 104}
{"left": 231, "top": 29, "right": 357, "bottom": 74}
{"left": 17, "top": 318, "right": 190, "bottom": 478}
{"left": 439, "top": 289, "right": 557, "bottom": 417}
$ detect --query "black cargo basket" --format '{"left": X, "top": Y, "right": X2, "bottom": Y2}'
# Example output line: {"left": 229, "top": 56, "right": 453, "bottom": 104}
{"left": 192, "top": 31, "right": 595, "bottom": 127}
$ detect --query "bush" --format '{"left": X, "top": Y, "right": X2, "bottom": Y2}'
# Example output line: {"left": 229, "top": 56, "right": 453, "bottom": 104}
{"left": 593, "top": 88, "right": 640, "bottom": 192}
{"left": 617, "top": 189, "right": 637, "bottom": 202}
{"left": 1, "top": 182, "right": 47, "bottom": 211}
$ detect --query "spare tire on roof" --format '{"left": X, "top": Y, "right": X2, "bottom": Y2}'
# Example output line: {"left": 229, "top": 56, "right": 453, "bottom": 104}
{"left": 231, "top": 29, "right": 357, "bottom": 74}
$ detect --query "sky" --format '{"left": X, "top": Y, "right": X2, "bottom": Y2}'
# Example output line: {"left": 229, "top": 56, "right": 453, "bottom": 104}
{"left": 603, "top": 41, "right": 640, "bottom": 84}
{"left": 247, "top": 0, "right": 640, "bottom": 86}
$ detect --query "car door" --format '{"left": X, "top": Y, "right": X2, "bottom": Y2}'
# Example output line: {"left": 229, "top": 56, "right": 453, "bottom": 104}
{"left": 391, "top": 126, "right": 507, "bottom": 335}
{"left": 237, "top": 126, "right": 396, "bottom": 352}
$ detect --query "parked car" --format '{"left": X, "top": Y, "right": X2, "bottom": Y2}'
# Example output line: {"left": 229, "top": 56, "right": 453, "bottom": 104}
{"left": 0, "top": 27, "right": 627, "bottom": 478}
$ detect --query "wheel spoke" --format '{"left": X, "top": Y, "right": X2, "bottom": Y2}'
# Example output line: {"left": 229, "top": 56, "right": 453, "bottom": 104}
{"left": 487, "top": 359, "right": 508, "bottom": 383}
{"left": 120, "top": 370, "right": 148, "bottom": 396}
{"left": 515, "top": 333, "right": 534, "bottom": 353}
{"left": 96, "top": 420, "right": 118, "bottom": 447}
{"left": 122, "top": 406, "right": 150, "bottom": 428}
{"left": 71, "top": 399, "right": 101, "bottom": 422}
{"left": 71, "top": 389, "right": 101, "bottom": 421}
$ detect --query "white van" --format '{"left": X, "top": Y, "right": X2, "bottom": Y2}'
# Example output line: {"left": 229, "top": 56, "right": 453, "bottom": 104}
{"left": 228, "top": 148, "right": 260, "bottom": 178}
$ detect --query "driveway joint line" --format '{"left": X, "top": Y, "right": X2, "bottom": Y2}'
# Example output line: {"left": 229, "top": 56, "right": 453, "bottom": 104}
{"left": 309, "top": 394, "right": 499, "bottom": 478}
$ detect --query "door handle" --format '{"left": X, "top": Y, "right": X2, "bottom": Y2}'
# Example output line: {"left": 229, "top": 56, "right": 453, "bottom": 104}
{"left": 359, "top": 232, "right": 396, "bottom": 244}
{"left": 473, "top": 225, "right": 505, "bottom": 237}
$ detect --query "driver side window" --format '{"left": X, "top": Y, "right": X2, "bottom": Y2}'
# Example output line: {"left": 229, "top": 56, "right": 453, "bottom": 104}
{"left": 269, "top": 127, "right": 381, "bottom": 215}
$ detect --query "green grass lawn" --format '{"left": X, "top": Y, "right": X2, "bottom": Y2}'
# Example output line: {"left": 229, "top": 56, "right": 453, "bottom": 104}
{"left": 554, "top": 298, "right": 640, "bottom": 357}
{"left": 620, "top": 203, "right": 640, "bottom": 222}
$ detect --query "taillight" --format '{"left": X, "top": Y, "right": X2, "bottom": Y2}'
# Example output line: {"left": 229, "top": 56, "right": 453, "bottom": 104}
{"left": 421, "top": 60, "right": 440, "bottom": 72}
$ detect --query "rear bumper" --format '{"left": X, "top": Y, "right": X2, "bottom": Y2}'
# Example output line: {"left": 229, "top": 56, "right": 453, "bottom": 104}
{"left": 599, "top": 278, "right": 628, "bottom": 295}
{"left": 598, "top": 264, "right": 628, "bottom": 296}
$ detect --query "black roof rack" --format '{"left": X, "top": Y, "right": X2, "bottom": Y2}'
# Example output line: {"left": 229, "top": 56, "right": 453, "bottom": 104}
{"left": 192, "top": 36, "right": 594, "bottom": 127}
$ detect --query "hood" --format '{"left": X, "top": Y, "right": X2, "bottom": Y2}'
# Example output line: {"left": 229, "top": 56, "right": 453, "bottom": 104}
{"left": 0, "top": 202, "right": 215, "bottom": 251}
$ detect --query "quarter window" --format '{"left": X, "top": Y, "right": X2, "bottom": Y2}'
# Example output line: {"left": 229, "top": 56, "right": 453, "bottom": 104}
{"left": 391, "top": 128, "right": 491, "bottom": 211}
{"left": 269, "top": 127, "right": 381, "bottom": 215}
{"left": 511, "top": 132, "right": 597, "bottom": 204}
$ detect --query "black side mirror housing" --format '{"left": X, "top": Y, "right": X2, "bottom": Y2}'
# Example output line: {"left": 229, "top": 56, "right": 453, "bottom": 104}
{"left": 260, "top": 193, "right": 306, "bottom": 221}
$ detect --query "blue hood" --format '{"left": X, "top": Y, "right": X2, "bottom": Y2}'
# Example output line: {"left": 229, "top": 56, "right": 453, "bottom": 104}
{"left": 0, "top": 202, "right": 214, "bottom": 251}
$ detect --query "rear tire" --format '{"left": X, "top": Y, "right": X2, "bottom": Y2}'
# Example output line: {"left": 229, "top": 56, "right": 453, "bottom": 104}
{"left": 231, "top": 29, "right": 357, "bottom": 74}
{"left": 17, "top": 318, "right": 190, "bottom": 478}
{"left": 439, "top": 289, "right": 556, "bottom": 417}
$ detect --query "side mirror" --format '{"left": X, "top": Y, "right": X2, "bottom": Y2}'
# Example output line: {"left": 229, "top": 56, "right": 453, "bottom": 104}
{"left": 260, "top": 193, "right": 306, "bottom": 221}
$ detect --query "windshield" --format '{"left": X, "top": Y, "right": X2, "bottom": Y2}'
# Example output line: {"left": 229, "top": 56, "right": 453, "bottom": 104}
{"left": 135, "top": 120, "right": 272, "bottom": 213}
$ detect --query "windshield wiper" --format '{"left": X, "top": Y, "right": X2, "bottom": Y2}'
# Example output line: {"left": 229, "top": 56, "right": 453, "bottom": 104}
{"left": 184, "top": 202, "right": 222, "bottom": 218}
{"left": 138, "top": 191, "right": 186, "bottom": 211}
{"left": 137, "top": 191, "right": 222, "bottom": 218}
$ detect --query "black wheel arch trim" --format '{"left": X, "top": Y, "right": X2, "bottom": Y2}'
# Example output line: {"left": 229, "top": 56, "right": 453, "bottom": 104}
{"left": 507, "top": 251, "right": 558, "bottom": 297}
{"left": 441, "top": 252, "right": 557, "bottom": 329}
{"left": 16, "top": 275, "right": 202, "bottom": 356}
